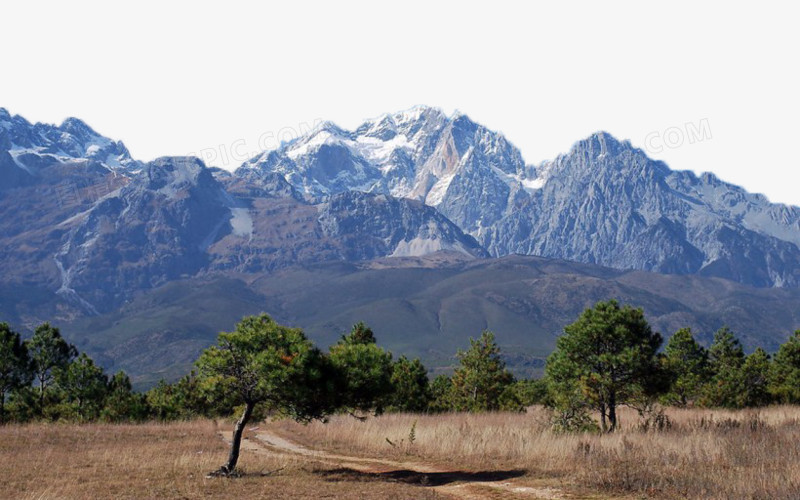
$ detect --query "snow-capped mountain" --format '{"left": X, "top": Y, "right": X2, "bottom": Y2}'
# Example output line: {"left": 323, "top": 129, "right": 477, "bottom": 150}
{"left": 238, "top": 107, "right": 800, "bottom": 287}
{"left": 3, "top": 107, "right": 800, "bottom": 383}
{"left": 0, "top": 108, "right": 139, "bottom": 190}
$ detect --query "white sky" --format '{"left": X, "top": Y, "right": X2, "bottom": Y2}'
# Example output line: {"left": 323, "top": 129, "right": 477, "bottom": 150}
{"left": 2, "top": 1, "right": 799, "bottom": 205}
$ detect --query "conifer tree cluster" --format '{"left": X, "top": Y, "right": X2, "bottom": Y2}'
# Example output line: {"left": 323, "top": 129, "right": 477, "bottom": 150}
{"left": 2, "top": 307, "right": 799, "bottom": 432}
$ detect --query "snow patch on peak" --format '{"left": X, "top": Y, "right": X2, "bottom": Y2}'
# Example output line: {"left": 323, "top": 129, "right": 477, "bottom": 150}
{"left": 286, "top": 129, "right": 345, "bottom": 159}
{"left": 390, "top": 236, "right": 473, "bottom": 258}
{"left": 354, "top": 134, "right": 415, "bottom": 163}
{"left": 490, "top": 165, "right": 548, "bottom": 194}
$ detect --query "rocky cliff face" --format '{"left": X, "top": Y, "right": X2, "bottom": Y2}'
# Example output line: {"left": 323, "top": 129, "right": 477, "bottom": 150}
{"left": 317, "top": 191, "right": 487, "bottom": 261}
{"left": 53, "top": 157, "right": 233, "bottom": 313}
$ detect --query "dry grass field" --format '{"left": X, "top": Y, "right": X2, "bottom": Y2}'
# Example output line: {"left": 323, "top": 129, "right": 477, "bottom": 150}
{"left": 0, "top": 420, "right": 440, "bottom": 499}
{"left": 274, "top": 406, "right": 800, "bottom": 499}
{"left": 2, "top": 407, "right": 799, "bottom": 499}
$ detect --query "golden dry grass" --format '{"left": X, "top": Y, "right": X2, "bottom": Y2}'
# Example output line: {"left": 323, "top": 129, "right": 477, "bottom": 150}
{"left": 273, "top": 406, "right": 800, "bottom": 499}
{"left": 0, "top": 420, "right": 441, "bottom": 499}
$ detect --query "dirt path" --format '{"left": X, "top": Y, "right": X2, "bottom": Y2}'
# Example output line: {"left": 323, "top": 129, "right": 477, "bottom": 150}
{"left": 219, "top": 428, "right": 568, "bottom": 499}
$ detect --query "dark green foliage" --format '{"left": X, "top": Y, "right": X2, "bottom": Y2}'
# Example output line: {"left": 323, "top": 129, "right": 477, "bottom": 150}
{"left": 701, "top": 327, "right": 746, "bottom": 407}
{"left": 25, "top": 322, "right": 77, "bottom": 413}
{"left": 504, "top": 379, "right": 549, "bottom": 408}
{"left": 146, "top": 379, "right": 188, "bottom": 421}
{"left": 0, "top": 323, "right": 32, "bottom": 423}
{"left": 4, "top": 386, "right": 38, "bottom": 423}
{"left": 545, "top": 300, "right": 664, "bottom": 432}
{"left": 387, "top": 356, "right": 431, "bottom": 413}
{"left": 427, "top": 375, "right": 453, "bottom": 413}
{"left": 449, "top": 331, "right": 515, "bottom": 412}
{"left": 196, "top": 314, "right": 336, "bottom": 421}
{"left": 769, "top": 330, "right": 800, "bottom": 404}
{"left": 146, "top": 372, "right": 218, "bottom": 420}
{"left": 340, "top": 322, "right": 377, "bottom": 346}
{"left": 329, "top": 323, "right": 394, "bottom": 416}
{"left": 662, "top": 328, "right": 709, "bottom": 406}
{"left": 102, "top": 372, "right": 149, "bottom": 422}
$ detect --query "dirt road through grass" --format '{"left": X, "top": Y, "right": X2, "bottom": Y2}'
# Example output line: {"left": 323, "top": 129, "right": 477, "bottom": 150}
{"left": 220, "top": 427, "right": 568, "bottom": 499}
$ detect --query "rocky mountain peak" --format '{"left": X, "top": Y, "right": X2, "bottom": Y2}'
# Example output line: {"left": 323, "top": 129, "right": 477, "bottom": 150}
{"left": 143, "top": 156, "right": 209, "bottom": 192}
{"left": 0, "top": 110, "right": 139, "bottom": 189}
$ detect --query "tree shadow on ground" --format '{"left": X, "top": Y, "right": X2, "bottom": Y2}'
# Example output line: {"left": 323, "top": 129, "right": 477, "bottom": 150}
{"left": 317, "top": 467, "right": 527, "bottom": 487}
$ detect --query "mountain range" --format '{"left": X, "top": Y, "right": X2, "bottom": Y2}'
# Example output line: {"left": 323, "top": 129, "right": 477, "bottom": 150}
{"left": 2, "top": 106, "right": 799, "bottom": 386}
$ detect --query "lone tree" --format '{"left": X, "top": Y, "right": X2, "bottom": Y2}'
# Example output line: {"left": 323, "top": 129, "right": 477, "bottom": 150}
{"left": 449, "top": 330, "right": 514, "bottom": 412}
{"left": 197, "top": 314, "right": 336, "bottom": 476}
{"left": 25, "top": 323, "right": 77, "bottom": 413}
{"left": 546, "top": 300, "right": 664, "bottom": 432}
{"left": 328, "top": 322, "right": 394, "bottom": 417}
{"left": 0, "top": 323, "right": 32, "bottom": 423}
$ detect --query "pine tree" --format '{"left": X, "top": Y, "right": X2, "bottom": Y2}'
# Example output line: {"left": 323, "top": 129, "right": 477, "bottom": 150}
{"left": 545, "top": 300, "right": 664, "bottom": 432}
{"left": 662, "top": 328, "right": 708, "bottom": 406}
{"left": 427, "top": 375, "right": 453, "bottom": 413}
{"left": 769, "top": 330, "right": 800, "bottom": 404}
{"left": 196, "top": 314, "right": 336, "bottom": 476}
{"left": 449, "top": 331, "right": 514, "bottom": 412}
{"left": 329, "top": 323, "right": 394, "bottom": 417}
{"left": 57, "top": 353, "right": 108, "bottom": 421}
{"left": 0, "top": 323, "right": 33, "bottom": 423}
{"left": 102, "top": 371, "right": 149, "bottom": 422}
{"left": 25, "top": 323, "right": 77, "bottom": 414}
{"left": 737, "top": 348, "right": 772, "bottom": 407}
{"left": 387, "top": 356, "right": 430, "bottom": 412}
{"left": 701, "top": 326, "right": 745, "bottom": 407}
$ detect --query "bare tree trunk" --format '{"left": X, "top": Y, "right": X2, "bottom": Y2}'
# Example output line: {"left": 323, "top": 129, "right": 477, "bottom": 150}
{"left": 214, "top": 401, "right": 254, "bottom": 476}
{"left": 599, "top": 402, "right": 607, "bottom": 433}
{"left": 608, "top": 393, "right": 617, "bottom": 432}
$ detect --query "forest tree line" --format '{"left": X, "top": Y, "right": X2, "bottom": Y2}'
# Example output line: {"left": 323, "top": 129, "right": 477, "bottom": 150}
{"left": 2, "top": 301, "right": 800, "bottom": 429}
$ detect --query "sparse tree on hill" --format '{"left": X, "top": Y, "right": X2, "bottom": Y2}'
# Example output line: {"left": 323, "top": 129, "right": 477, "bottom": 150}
{"left": 196, "top": 314, "right": 336, "bottom": 476}
{"left": 662, "top": 328, "right": 709, "bottom": 406}
{"left": 26, "top": 323, "right": 77, "bottom": 413}
{"left": 545, "top": 300, "right": 664, "bottom": 432}
{"left": 769, "top": 330, "right": 800, "bottom": 404}
{"left": 449, "top": 330, "right": 514, "bottom": 412}
{"left": 0, "top": 323, "right": 32, "bottom": 423}
{"left": 329, "top": 323, "right": 394, "bottom": 417}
